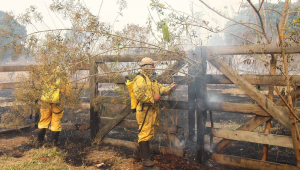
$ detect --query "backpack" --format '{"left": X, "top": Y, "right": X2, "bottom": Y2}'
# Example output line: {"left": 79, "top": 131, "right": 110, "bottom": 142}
{"left": 125, "top": 73, "right": 147, "bottom": 113}
{"left": 41, "top": 75, "right": 61, "bottom": 104}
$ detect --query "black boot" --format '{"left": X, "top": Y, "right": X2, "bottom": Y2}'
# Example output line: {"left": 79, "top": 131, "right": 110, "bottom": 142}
{"left": 139, "top": 141, "right": 159, "bottom": 170}
{"left": 133, "top": 145, "right": 141, "bottom": 160}
{"left": 52, "top": 131, "right": 60, "bottom": 146}
{"left": 37, "top": 128, "right": 46, "bottom": 147}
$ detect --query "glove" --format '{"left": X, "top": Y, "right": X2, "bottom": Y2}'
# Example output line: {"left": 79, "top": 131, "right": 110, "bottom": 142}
{"left": 170, "top": 82, "right": 178, "bottom": 90}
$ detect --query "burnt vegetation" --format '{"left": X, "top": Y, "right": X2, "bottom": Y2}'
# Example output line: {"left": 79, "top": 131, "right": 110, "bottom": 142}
{"left": 0, "top": 0, "right": 300, "bottom": 169}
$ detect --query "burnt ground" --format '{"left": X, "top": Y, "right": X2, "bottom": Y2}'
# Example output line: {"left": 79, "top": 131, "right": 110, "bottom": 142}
{"left": 0, "top": 84, "right": 298, "bottom": 169}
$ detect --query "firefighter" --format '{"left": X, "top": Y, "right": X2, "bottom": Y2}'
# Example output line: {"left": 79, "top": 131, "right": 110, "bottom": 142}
{"left": 132, "top": 57, "right": 177, "bottom": 170}
{"left": 36, "top": 68, "right": 71, "bottom": 147}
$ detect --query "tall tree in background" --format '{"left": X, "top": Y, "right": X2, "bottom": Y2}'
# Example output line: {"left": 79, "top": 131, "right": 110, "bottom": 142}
{"left": 0, "top": 11, "right": 27, "bottom": 60}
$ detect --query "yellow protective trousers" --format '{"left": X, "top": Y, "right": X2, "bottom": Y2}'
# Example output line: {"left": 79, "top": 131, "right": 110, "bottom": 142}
{"left": 38, "top": 102, "right": 64, "bottom": 131}
{"left": 136, "top": 104, "right": 159, "bottom": 143}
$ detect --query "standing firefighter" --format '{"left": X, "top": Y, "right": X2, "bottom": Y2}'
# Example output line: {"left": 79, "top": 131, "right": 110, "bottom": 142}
{"left": 131, "top": 57, "right": 177, "bottom": 170}
{"left": 36, "top": 69, "right": 71, "bottom": 147}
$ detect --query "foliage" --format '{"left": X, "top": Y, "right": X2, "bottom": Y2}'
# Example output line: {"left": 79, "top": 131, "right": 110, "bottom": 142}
{"left": 0, "top": 11, "right": 27, "bottom": 60}
{"left": 0, "top": 0, "right": 186, "bottom": 126}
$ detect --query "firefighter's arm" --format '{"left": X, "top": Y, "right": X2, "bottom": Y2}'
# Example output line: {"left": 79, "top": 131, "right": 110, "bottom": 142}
{"left": 158, "top": 82, "right": 177, "bottom": 96}
{"left": 133, "top": 76, "right": 154, "bottom": 104}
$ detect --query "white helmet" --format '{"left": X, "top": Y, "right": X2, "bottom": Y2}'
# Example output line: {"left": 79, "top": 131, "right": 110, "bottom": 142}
{"left": 140, "top": 57, "right": 154, "bottom": 67}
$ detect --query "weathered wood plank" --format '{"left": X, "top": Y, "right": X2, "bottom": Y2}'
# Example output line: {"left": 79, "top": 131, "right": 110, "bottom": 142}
{"left": 2, "top": 100, "right": 298, "bottom": 119}
{"left": 0, "top": 65, "right": 89, "bottom": 73}
{"left": 211, "top": 128, "right": 299, "bottom": 149}
{"left": 98, "top": 116, "right": 138, "bottom": 129}
{"left": 206, "top": 74, "right": 300, "bottom": 85}
{"left": 208, "top": 54, "right": 291, "bottom": 129}
{"left": 102, "top": 137, "right": 184, "bottom": 157}
{"left": 0, "top": 65, "right": 28, "bottom": 72}
{"left": 97, "top": 116, "right": 177, "bottom": 134}
{"left": 82, "top": 97, "right": 189, "bottom": 110}
{"left": 0, "top": 82, "right": 18, "bottom": 89}
{"left": 97, "top": 74, "right": 300, "bottom": 85}
{"left": 207, "top": 43, "right": 300, "bottom": 55}
{"left": 0, "top": 100, "right": 15, "bottom": 107}
{"left": 195, "top": 47, "right": 207, "bottom": 163}
{"left": 215, "top": 116, "right": 271, "bottom": 153}
{"left": 0, "top": 125, "right": 32, "bottom": 134}
{"left": 89, "top": 57, "right": 98, "bottom": 139}
{"left": 206, "top": 102, "right": 270, "bottom": 116}
{"left": 211, "top": 153, "right": 299, "bottom": 170}
{"left": 94, "top": 104, "right": 132, "bottom": 142}
{"left": 95, "top": 53, "right": 178, "bottom": 63}
{"left": 0, "top": 123, "right": 88, "bottom": 134}
{"left": 0, "top": 82, "right": 89, "bottom": 90}
{"left": 2, "top": 74, "right": 300, "bottom": 89}
{"left": 187, "top": 50, "right": 196, "bottom": 141}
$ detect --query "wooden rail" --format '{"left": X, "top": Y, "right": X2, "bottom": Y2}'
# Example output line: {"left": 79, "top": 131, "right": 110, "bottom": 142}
{"left": 211, "top": 128, "right": 299, "bottom": 149}
{"left": 211, "top": 153, "right": 299, "bottom": 170}
{"left": 2, "top": 100, "right": 300, "bottom": 118}
{"left": 0, "top": 65, "right": 90, "bottom": 72}
{"left": 207, "top": 43, "right": 300, "bottom": 55}
{"left": 2, "top": 73, "right": 300, "bottom": 90}
{"left": 97, "top": 74, "right": 300, "bottom": 85}
{"left": 95, "top": 53, "right": 178, "bottom": 63}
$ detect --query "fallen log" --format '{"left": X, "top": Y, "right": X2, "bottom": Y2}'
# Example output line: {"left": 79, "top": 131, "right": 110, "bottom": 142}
{"left": 102, "top": 137, "right": 184, "bottom": 157}
{"left": 0, "top": 125, "right": 32, "bottom": 134}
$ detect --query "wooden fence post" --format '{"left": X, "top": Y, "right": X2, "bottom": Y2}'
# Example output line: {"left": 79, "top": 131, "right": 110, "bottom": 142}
{"left": 89, "top": 57, "right": 99, "bottom": 139}
{"left": 187, "top": 50, "right": 196, "bottom": 141}
{"left": 262, "top": 54, "right": 277, "bottom": 160}
{"left": 195, "top": 46, "right": 207, "bottom": 163}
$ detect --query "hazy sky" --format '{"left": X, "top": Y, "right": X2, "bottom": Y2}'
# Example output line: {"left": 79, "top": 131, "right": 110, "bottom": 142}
{"left": 0, "top": 0, "right": 294, "bottom": 38}
{"left": 0, "top": 0, "right": 242, "bottom": 34}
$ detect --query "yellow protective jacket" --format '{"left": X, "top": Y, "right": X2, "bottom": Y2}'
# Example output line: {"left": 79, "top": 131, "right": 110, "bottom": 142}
{"left": 39, "top": 69, "right": 72, "bottom": 131}
{"left": 132, "top": 71, "right": 170, "bottom": 143}
{"left": 40, "top": 69, "right": 72, "bottom": 103}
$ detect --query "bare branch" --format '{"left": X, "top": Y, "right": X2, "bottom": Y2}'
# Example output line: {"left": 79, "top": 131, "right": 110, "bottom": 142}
{"left": 288, "top": 11, "right": 300, "bottom": 15}
{"left": 224, "top": 32, "right": 256, "bottom": 44}
{"left": 198, "top": 0, "right": 264, "bottom": 34}
{"left": 258, "top": 0, "right": 265, "bottom": 11}
{"left": 247, "top": 0, "right": 269, "bottom": 43}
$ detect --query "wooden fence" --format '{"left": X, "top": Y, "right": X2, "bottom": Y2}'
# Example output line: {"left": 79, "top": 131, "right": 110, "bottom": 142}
{"left": 1, "top": 43, "right": 300, "bottom": 169}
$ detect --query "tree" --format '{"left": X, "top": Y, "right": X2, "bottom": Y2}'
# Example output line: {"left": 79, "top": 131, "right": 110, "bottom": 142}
{"left": 224, "top": 1, "right": 299, "bottom": 45}
{"left": 0, "top": 11, "right": 27, "bottom": 60}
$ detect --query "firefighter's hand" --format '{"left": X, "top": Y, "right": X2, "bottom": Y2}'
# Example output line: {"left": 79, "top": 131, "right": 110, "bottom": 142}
{"left": 154, "top": 94, "right": 161, "bottom": 101}
{"left": 170, "top": 82, "right": 178, "bottom": 90}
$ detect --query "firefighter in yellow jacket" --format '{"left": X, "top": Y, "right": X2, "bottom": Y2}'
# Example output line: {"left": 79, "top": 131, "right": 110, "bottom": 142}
{"left": 133, "top": 57, "right": 177, "bottom": 170}
{"left": 37, "top": 69, "right": 71, "bottom": 146}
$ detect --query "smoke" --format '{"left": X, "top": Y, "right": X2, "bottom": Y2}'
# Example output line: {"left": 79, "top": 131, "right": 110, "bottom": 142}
{"left": 207, "top": 92, "right": 223, "bottom": 103}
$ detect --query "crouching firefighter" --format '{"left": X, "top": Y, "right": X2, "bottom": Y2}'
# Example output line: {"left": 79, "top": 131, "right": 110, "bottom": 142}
{"left": 36, "top": 69, "right": 71, "bottom": 147}
{"left": 126, "top": 57, "right": 178, "bottom": 170}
